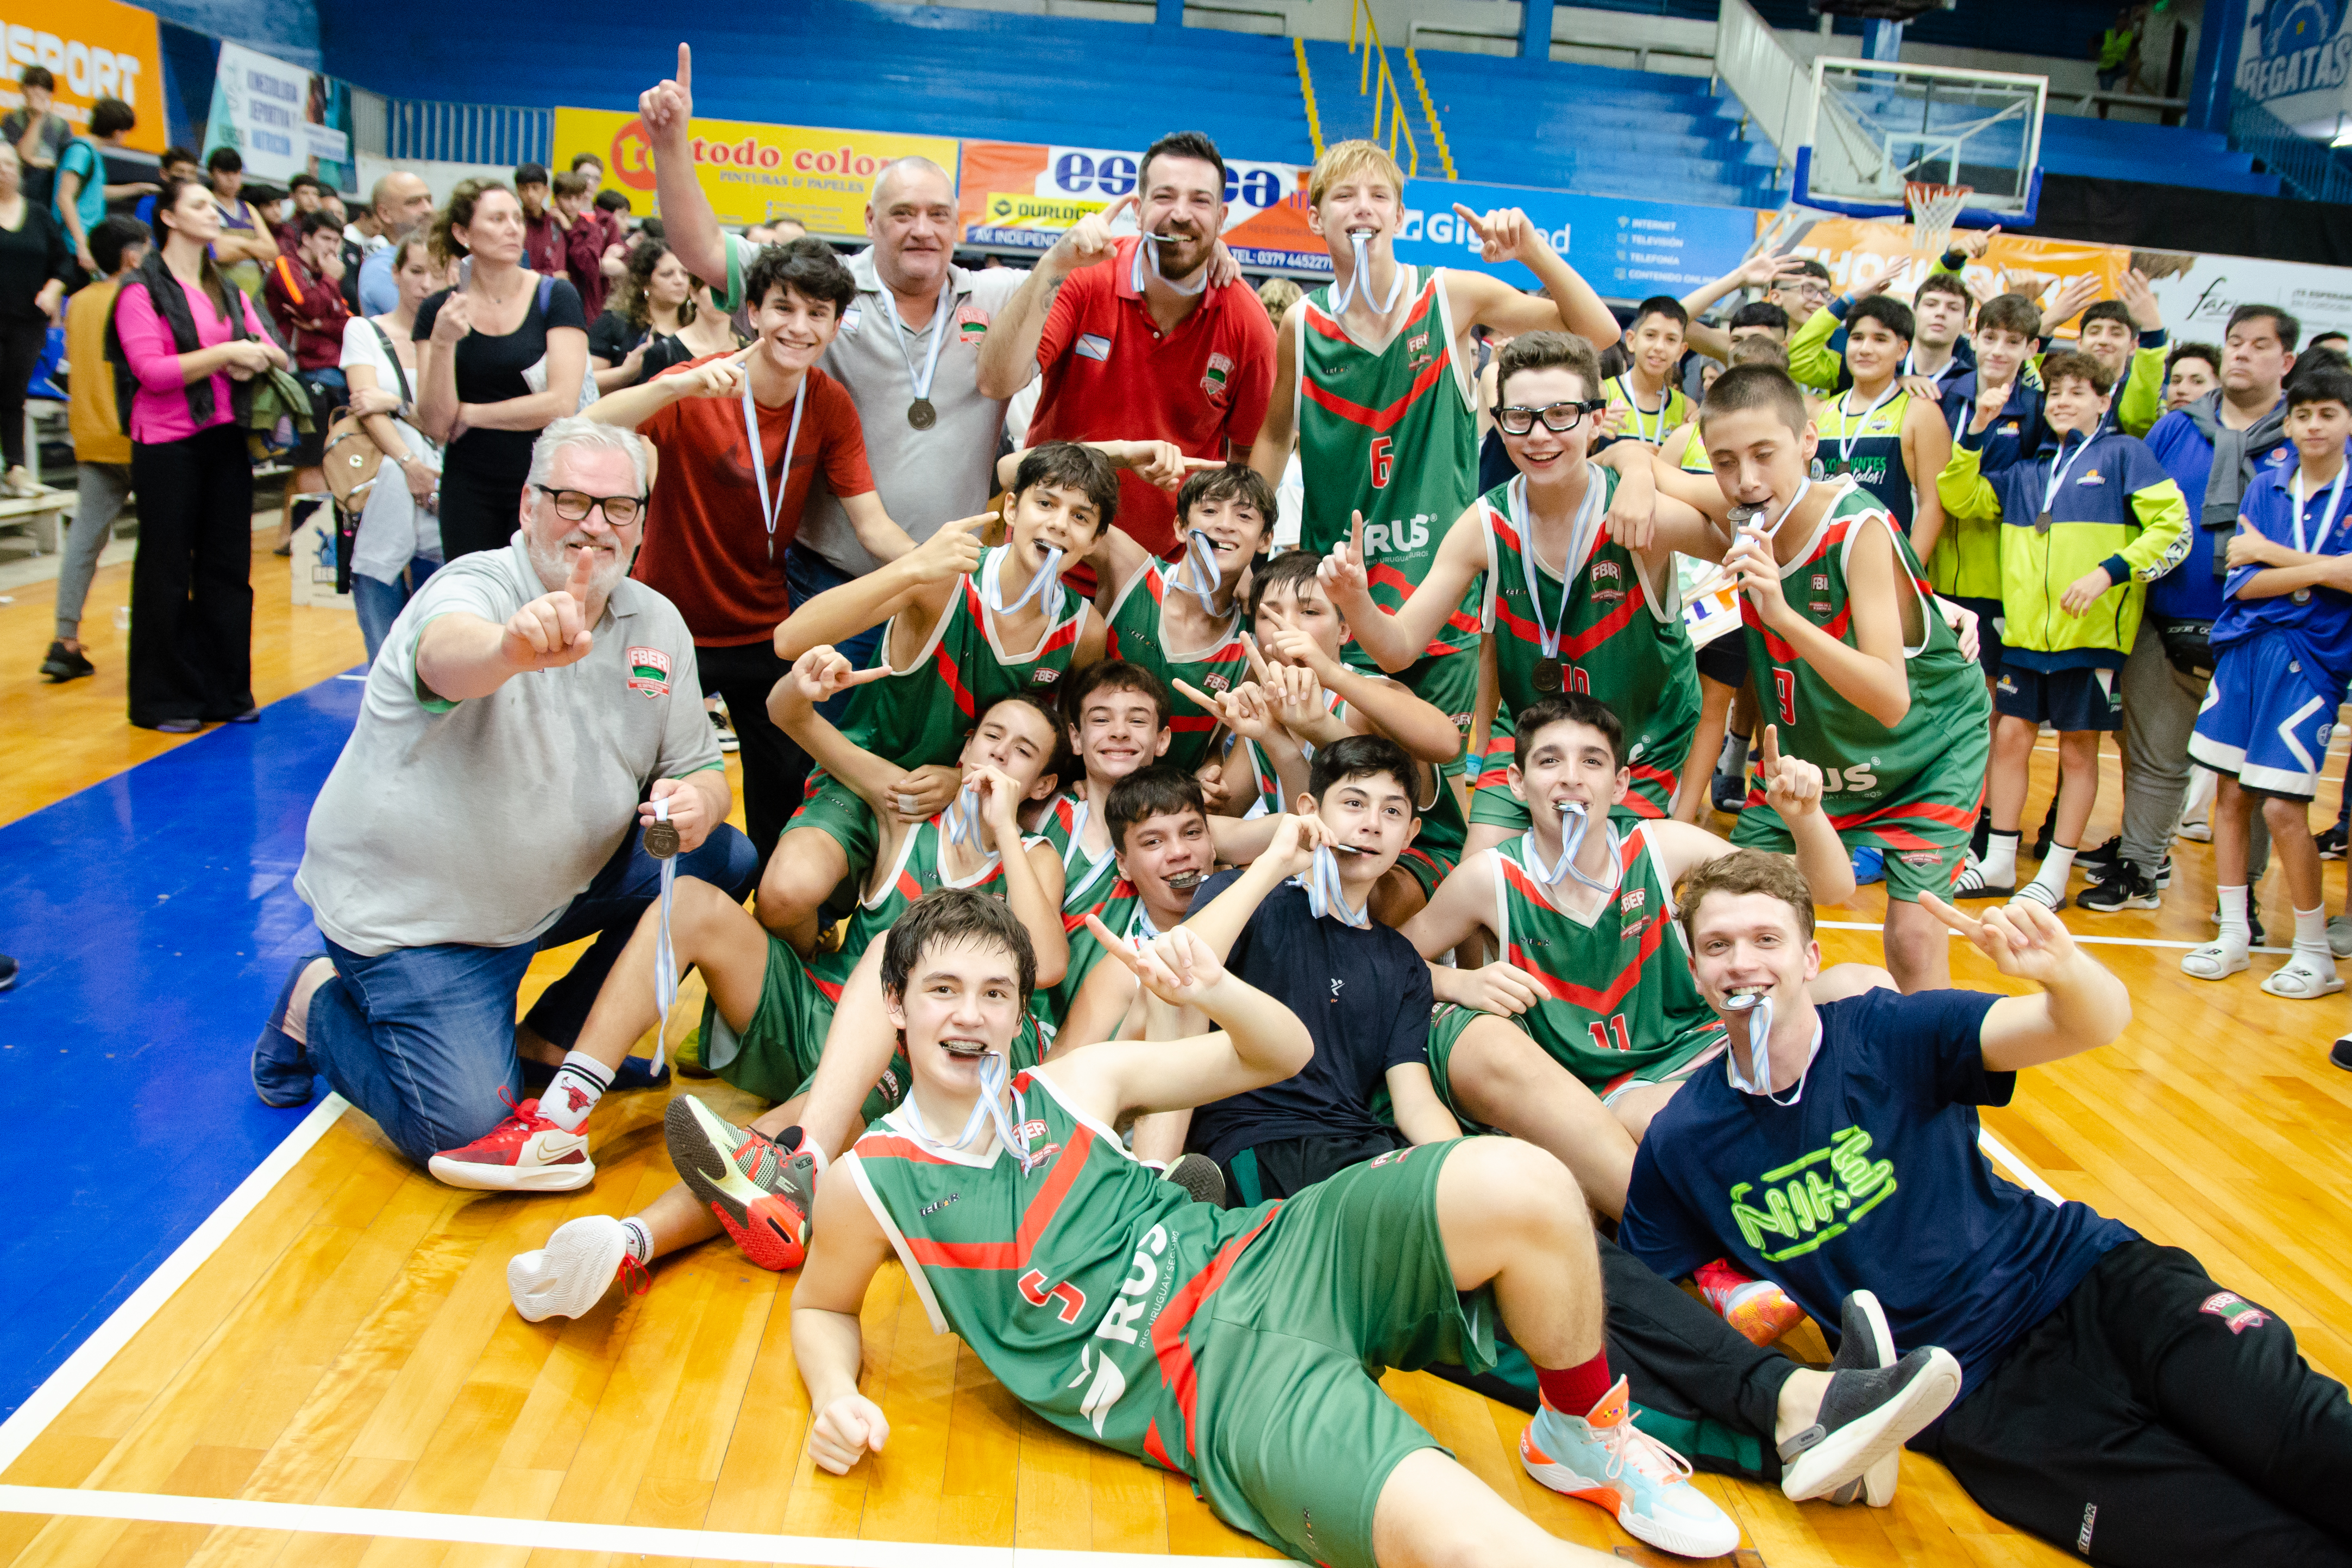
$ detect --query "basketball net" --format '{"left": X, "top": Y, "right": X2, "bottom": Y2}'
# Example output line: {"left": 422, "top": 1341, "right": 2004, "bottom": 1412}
{"left": 1906, "top": 181, "right": 1973, "bottom": 260}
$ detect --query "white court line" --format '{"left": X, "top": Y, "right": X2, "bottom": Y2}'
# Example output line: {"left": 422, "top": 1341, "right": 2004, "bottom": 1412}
{"left": 1815, "top": 919, "right": 2287, "bottom": 955}
{"left": 1977, "top": 1130, "right": 2065, "bottom": 1205}
{"left": 0, "top": 1095, "right": 349, "bottom": 1477}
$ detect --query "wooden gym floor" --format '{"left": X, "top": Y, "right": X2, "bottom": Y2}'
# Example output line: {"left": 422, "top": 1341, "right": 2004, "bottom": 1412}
{"left": 0, "top": 540, "right": 2346, "bottom": 1566}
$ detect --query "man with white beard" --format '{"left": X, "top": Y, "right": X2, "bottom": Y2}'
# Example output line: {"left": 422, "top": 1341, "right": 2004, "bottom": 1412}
{"left": 252, "top": 418, "right": 758, "bottom": 1169}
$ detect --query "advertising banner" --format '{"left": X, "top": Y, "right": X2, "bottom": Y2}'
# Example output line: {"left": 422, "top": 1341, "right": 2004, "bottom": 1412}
{"left": 2235, "top": 0, "right": 2352, "bottom": 139}
{"left": 958, "top": 139, "right": 1309, "bottom": 265}
{"left": 0, "top": 0, "right": 165, "bottom": 153}
{"left": 555, "top": 105, "right": 961, "bottom": 236}
{"left": 1776, "top": 214, "right": 2352, "bottom": 346}
{"left": 203, "top": 41, "right": 354, "bottom": 191}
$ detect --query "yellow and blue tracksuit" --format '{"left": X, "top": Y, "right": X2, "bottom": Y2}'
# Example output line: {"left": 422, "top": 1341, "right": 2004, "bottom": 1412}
{"left": 1939, "top": 423, "right": 2189, "bottom": 673}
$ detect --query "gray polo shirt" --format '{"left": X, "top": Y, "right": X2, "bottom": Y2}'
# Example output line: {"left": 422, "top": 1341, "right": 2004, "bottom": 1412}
{"left": 294, "top": 534, "right": 722, "bottom": 957}
{"left": 719, "top": 236, "right": 1020, "bottom": 577}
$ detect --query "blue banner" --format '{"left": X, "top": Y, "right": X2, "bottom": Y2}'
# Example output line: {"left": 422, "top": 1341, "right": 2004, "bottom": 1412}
{"left": 1389, "top": 178, "right": 1757, "bottom": 296}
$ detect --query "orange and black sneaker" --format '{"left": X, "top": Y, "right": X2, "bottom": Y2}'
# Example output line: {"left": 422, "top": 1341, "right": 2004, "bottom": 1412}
{"left": 1694, "top": 1257, "right": 1805, "bottom": 1346}
{"left": 664, "top": 1095, "right": 820, "bottom": 1271}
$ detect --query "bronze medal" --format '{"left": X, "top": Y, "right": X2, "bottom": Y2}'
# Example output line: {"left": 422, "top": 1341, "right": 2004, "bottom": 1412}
{"left": 908, "top": 398, "right": 937, "bottom": 430}
{"left": 644, "top": 818, "right": 681, "bottom": 859}
{"left": 1534, "top": 656, "right": 1564, "bottom": 693}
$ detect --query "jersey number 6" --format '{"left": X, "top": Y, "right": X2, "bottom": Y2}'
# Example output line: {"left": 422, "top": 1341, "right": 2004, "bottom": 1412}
{"left": 1371, "top": 436, "right": 1394, "bottom": 490}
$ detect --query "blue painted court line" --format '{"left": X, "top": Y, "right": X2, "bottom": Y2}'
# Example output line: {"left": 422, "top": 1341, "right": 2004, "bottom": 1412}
{"left": 0, "top": 673, "right": 363, "bottom": 1422}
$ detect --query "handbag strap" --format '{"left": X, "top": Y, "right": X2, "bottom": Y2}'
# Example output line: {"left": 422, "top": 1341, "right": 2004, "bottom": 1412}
{"left": 368, "top": 317, "right": 412, "bottom": 408}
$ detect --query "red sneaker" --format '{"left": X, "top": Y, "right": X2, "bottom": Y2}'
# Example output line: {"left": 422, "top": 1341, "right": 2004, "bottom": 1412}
{"left": 664, "top": 1095, "right": 820, "bottom": 1271}
{"left": 428, "top": 1095, "right": 593, "bottom": 1192}
{"left": 1694, "top": 1257, "right": 1805, "bottom": 1346}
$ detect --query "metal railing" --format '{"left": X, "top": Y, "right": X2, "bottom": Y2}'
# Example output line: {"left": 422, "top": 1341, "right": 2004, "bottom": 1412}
{"left": 1712, "top": 0, "right": 1812, "bottom": 182}
{"left": 1347, "top": 0, "right": 1421, "bottom": 177}
{"left": 386, "top": 101, "right": 551, "bottom": 167}
{"left": 1407, "top": 17, "right": 1717, "bottom": 78}
{"left": 1404, "top": 46, "right": 1458, "bottom": 179}
{"left": 2230, "top": 91, "right": 2352, "bottom": 204}
{"left": 1294, "top": 37, "right": 1326, "bottom": 159}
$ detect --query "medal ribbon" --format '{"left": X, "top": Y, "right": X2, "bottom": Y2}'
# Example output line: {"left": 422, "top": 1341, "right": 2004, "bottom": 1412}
{"left": 648, "top": 798, "right": 676, "bottom": 1077}
{"left": 1297, "top": 844, "right": 1372, "bottom": 929}
{"left": 1170, "top": 529, "right": 1222, "bottom": 615}
{"left": 1834, "top": 381, "right": 1897, "bottom": 472}
{"left": 982, "top": 543, "right": 1066, "bottom": 618}
{"left": 1620, "top": 376, "right": 1668, "bottom": 447}
{"left": 2291, "top": 462, "right": 2349, "bottom": 554}
{"left": 1512, "top": 471, "right": 1605, "bottom": 669}
{"left": 945, "top": 783, "right": 984, "bottom": 849}
{"left": 901, "top": 1049, "right": 1044, "bottom": 1175}
{"left": 1130, "top": 234, "right": 1211, "bottom": 298}
{"left": 744, "top": 373, "right": 807, "bottom": 562}
{"left": 1723, "top": 1002, "right": 1821, "bottom": 1106}
{"left": 2043, "top": 430, "right": 2097, "bottom": 520}
{"left": 1326, "top": 231, "right": 1408, "bottom": 316}
{"left": 1527, "top": 800, "right": 1620, "bottom": 894}
{"left": 873, "top": 281, "right": 953, "bottom": 411}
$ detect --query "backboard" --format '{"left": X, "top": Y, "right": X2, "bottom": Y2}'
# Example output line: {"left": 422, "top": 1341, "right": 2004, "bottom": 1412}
{"left": 1792, "top": 57, "right": 2045, "bottom": 227}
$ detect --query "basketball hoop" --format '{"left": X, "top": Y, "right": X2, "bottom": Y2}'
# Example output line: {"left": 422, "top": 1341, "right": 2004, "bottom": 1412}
{"left": 1906, "top": 181, "right": 1974, "bottom": 260}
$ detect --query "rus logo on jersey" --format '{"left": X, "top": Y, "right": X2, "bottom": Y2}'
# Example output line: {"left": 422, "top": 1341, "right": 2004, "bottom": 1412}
{"left": 1362, "top": 514, "right": 1434, "bottom": 556}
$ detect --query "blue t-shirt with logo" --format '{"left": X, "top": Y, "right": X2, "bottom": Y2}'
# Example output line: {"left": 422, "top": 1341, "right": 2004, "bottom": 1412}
{"left": 1619, "top": 987, "right": 2135, "bottom": 1398}
{"left": 2214, "top": 458, "right": 2352, "bottom": 694}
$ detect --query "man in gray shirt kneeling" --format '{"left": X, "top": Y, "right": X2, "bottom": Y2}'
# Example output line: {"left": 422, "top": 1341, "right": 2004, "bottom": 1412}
{"left": 253, "top": 418, "right": 758, "bottom": 1175}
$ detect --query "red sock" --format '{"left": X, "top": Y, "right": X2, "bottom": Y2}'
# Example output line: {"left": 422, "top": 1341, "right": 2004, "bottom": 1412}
{"left": 1536, "top": 1351, "right": 1613, "bottom": 1418}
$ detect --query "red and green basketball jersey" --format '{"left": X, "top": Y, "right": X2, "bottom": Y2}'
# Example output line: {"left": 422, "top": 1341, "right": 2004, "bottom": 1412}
{"left": 1491, "top": 826, "right": 1726, "bottom": 1087}
{"left": 1296, "top": 270, "right": 1481, "bottom": 663}
{"left": 1739, "top": 482, "right": 1991, "bottom": 820}
{"left": 1036, "top": 793, "right": 1124, "bottom": 917}
{"left": 1478, "top": 472, "right": 1700, "bottom": 816}
{"left": 1037, "top": 879, "right": 1161, "bottom": 1030}
{"left": 838, "top": 545, "right": 1091, "bottom": 769}
{"left": 814, "top": 816, "right": 1024, "bottom": 998}
{"left": 848, "top": 1068, "right": 1280, "bottom": 1476}
{"left": 1102, "top": 561, "right": 1251, "bottom": 773}
{"left": 1813, "top": 388, "right": 1915, "bottom": 530}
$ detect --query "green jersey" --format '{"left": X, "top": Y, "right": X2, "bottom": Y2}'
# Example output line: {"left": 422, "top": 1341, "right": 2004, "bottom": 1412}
{"left": 1102, "top": 560, "right": 1251, "bottom": 773}
{"left": 1491, "top": 825, "right": 1726, "bottom": 1090}
{"left": 1036, "top": 792, "right": 1124, "bottom": 916}
{"left": 837, "top": 545, "right": 1091, "bottom": 769}
{"left": 1812, "top": 387, "right": 1916, "bottom": 530}
{"left": 847, "top": 1069, "right": 1274, "bottom": 1475}
{"left": 1296, "top": 269, "right": 1483, "bottom": 668}
{"left": 1036, "top": 877, "right": 1161, "bottom": 1030}
{"left": 1478, "top": 471, "right": 1700, "bottom": 816}
{"left": 1740, "top": 482, "right": 1992, "bottom": 821}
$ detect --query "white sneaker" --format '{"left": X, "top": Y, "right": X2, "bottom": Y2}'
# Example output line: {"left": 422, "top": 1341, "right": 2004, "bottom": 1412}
{"left": 507, "top": 1215, "right": 647, "bottom": 1322}
{"left": 1520, "top": 1377, "right": 1741, "bottom": 1558}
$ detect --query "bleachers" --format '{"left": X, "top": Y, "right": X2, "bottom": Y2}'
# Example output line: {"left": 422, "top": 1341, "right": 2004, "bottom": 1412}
{"left": 2036, "top": 114, "right": 2281, "bottom": 196}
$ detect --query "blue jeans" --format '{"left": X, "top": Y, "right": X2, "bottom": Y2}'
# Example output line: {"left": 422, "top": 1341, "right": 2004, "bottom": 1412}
{"left": 304, "top": 823, "right": 758, "bottom": 1166}
{"left": 783, "top": 544, "right": 881, "bottom": 723}
{"left": 353, "top": 557, "right": 440, "bottom": 664}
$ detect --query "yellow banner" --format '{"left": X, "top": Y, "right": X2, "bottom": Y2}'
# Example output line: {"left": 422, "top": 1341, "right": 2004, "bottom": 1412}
{"left": 553, "top": 106, "right": 961, "bottom": 237}
{"left": 981, "top": 191, "right": 1107, "bottom": 230}
{"left": 0, "top": 0, "right": 167, "bottom": 153}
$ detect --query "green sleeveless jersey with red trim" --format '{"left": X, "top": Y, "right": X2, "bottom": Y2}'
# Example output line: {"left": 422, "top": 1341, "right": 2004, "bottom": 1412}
{"left": 1237, "top": 700, "right": 1466, "bottom": 869}
{"left": 848, "top": 1069, "right": 1283, "bottom": 1476}
{"left": 1102, "top": 561, "right": 1251, "bottom": 773}
{"left": 1812, "top": 388, "right": 1915, "bottom": 530}
{"left": 1740, "top": 483, "right": 1991, "bottom": 820}
{"left": 837, "top": 545, "right": 1090, "bottom": 769}
{"left": 1479, "top": 472, "right": 1700, "bottom": 812}
{"left": 1296, "top": 269, "right": 1482, "bottom": 661}
{"left": 1491, "top": 826, "right": 1726, "bottom": 1085}
{"left": 1036, "top": 878, "right": 1159, "bottom": 1029}
{"left": 813, "top": 816, "right": 1027, "bottom": 999}
{"left": 1036, "top": 793, "right": 1124, "bottom": 917}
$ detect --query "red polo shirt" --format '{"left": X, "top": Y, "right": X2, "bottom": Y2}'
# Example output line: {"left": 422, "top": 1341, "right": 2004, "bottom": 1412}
{"left": 1027, "top": 236, "right": 1276, "bottom": 556}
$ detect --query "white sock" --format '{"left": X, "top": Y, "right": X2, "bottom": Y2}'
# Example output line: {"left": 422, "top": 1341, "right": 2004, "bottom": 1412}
{"left": 2293, "top": 903, "right": 2332, "bottom": 967}
{"left": 1718, "top": 731, "right": 1751, "bottom": 777}
{"left": 2029, "top": 843, "right": 2079, "bottom": 896}
{"left": 620, "top": 1216, "right": 653, "bottom": 1264}
{"left": 2216, "top": 885, "right": 2250, "bottom": 946}
{"left": 542, "top": 1052, "right": 612, "bottom": 1132}
{"left": 1980, "top": 831, "right": 2019, "bottom": 885}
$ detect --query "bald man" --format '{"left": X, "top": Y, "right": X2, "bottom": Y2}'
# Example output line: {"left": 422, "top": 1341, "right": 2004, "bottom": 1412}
{"left": 639, "top": 46, "right": 1023, "bottom": 671}
{"left": 356, "top": 171, "right": 435, "bottom": 316}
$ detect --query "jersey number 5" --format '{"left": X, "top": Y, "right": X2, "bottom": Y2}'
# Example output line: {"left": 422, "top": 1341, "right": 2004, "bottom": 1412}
{"left": 1019, "top": 1269, "right": 1087, "bottom": 1325}
{"left": 1586, "top": 1014, "right": 1632, "bottom": 1053}
{"left": 1772, "top": 667, "right": 1797, "bottom": 726}
{"left": 1371, "top": 436, "right": 1394, "bottom": 490}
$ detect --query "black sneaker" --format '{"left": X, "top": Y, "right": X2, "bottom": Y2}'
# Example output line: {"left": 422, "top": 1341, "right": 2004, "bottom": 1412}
{"left": 2076, "top": 836, "right": 2124, "bottom": 882}
{"left": 710, "top": 708, "right": 739, "bottom": 753}
{"left": 1163, "top": 1152, "right": 1227, "bottom": 1206}
{"left": 2332, "top": 1036, "right": 2352, "bottom": 1071}
{"left": 1778, "top": 1344, "right": 1961, "bottom": 1503}
{"left": 2319, "top": 823, "right": 2348, "bottom": 861}
{"left": 2031, "top": 812, "right": 2055, "bottom": 860}
{"left": 1822, "top": 1291, "right": 1899, "bottom": 1507}
{"left": 2078, "top": 861, "right": 2161, "bottom": 912}
{"left": 1969, "top": 807, "right": 1991, "bottom": 862}
{"left": 1711, "top": 769, "right": 1747, "bottom": 814}
{"left": 39, "top": 641, "right": 93, "bottom": 682}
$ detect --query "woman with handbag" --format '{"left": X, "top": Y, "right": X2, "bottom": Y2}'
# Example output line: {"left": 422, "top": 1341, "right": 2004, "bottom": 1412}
{"left": 107, "top": 174, "right": 289, "bottom": 732}
{"left": 337, "top": 232, "right": 444, "bottom": 660}
{"left": 413, "top": 179, "right": 587, "bottom": 559}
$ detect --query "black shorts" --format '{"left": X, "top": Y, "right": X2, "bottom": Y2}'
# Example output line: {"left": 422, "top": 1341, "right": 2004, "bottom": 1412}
{"left": 1952, "top": 594, "right": 2008, "bottom": 680}
{"left": 1220, "top": 1126, "right": 1409, "bottom": 1206}
{"left": 1696, "top": 632, "right": 1749, "bottom": 688}
{"left": 1994, "top": 663, "right": 2121, "bottom": 732}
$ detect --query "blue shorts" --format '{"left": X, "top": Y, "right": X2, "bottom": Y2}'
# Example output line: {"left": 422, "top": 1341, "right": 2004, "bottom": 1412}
{"left": 1994, "top": 663, "right": 2121, "bottom": 732}
{"left": 2189, "top": 636, "right": 2341, "bottom": 800}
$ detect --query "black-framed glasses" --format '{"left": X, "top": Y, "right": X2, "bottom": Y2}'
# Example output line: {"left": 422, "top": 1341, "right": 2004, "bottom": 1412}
{"left": 534, "top": 485, "right": 644, "bottom": 526}
{"left": 1496, "top": 399, "right": 1608, "bottom": 436}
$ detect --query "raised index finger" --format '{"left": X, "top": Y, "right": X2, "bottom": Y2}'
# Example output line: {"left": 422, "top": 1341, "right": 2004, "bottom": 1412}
{"left": 1240, "top": 633, "right": 1273, "bottom": 682}
{"left": 1450, "top": 202, "right": 1483, "bottom": 231}
{"left": 1758, "top": 723, "right": 1780, "bottom": 776}
{"left": 676, "top": 41, "right": 691, "bottom": 90}
{"left": 1102, "top": 192, "right": 1139, "bottom": 226}
{"left": 1915, "top": 891, "right": 1983, "bottom": 937}
{"left": 1083, "top": 914, "right": 1140, "bottom": 971}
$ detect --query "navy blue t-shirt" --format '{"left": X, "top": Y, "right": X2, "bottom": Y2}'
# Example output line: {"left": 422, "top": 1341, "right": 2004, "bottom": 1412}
{"left": 1619, "top": 988, "right": 2136, "bottom": 1397}
{"left": 1181, "top": 871, "right": 1433, "bottom": 1166}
